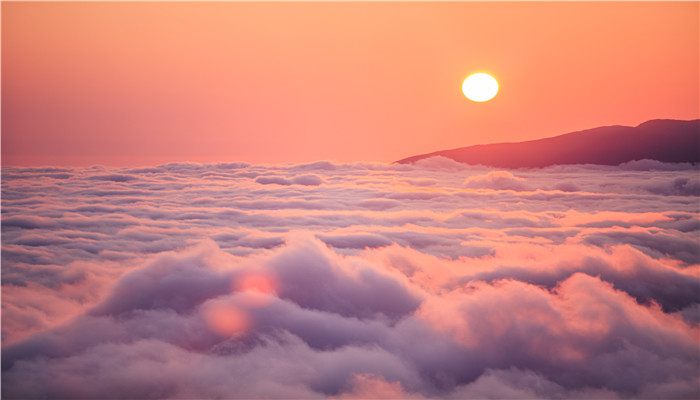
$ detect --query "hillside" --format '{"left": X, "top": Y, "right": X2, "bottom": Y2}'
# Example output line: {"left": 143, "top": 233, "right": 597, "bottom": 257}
{"left": 396, "top": 119, "right": 700, "bottom": 168}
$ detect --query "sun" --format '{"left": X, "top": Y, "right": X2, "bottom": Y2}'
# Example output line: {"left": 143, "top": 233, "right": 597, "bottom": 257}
{"left": 462, "top": 72, "right": 499, "bottom": 102}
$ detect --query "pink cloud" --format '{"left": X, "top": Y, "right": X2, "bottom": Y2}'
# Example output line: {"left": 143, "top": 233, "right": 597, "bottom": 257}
{"left": 2, "top": 161, "right": 699, "bottom": 398}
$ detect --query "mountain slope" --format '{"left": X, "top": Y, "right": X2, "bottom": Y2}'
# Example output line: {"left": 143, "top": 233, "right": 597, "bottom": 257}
{"left": 396, "top": 119, "right": 700, "bottom": 168}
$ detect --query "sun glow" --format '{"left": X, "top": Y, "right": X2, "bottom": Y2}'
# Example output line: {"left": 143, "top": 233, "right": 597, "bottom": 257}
{"left": 462, "top": 72, "right": 499, "bottom": 102}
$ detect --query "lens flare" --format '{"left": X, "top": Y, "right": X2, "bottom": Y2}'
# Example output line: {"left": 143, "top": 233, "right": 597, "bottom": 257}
{"left": 237, "top": 273, "right": 278, "bottom": 295}
{"left": 234, "top": 272, "right": 279, "bottom": 307}
{"left": 203, "top": 303, "right": 250, "bottom": 337}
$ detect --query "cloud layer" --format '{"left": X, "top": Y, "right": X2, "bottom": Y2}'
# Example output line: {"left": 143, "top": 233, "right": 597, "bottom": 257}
{"left": 2, "top": 158, "right": 699, "bottom": 398}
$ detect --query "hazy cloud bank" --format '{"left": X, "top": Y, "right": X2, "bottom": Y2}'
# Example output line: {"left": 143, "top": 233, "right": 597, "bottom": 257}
{"left": 2, "top": 158, "right": 699, "bottom": 398}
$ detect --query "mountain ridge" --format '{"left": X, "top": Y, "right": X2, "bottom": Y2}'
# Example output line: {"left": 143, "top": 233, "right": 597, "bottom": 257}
{"left": 396, "top": 119, "right": 700, "bottom": 168}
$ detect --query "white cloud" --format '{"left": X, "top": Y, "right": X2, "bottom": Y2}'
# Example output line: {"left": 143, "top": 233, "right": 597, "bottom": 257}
{"left": 2, "top": 158, "right": 699, "bottom": 398}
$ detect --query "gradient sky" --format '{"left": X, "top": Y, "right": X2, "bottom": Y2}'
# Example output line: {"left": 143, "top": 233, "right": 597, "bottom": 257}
{"left": 2, "top": 2, "right": 699, "bottom": 166}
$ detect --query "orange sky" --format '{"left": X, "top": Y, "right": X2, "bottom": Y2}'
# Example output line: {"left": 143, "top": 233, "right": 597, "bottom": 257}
{"left": 2, "top": 2, "right": 698, "bottom": 166}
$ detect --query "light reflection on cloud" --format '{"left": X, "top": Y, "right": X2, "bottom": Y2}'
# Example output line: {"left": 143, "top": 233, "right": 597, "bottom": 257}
{"left": 2, "top": 158, "right": 699, "bottom": 398}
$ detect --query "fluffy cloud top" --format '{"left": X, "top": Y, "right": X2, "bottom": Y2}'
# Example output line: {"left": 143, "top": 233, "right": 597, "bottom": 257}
{"left": 463, "top": 170, "right": 529, "bottom": 191}
{"left": 2, "top": 158, "right": 699, "bottom": 398}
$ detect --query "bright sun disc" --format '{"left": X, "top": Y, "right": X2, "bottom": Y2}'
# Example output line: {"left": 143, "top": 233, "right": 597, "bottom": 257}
{"left": 462, "top": 73, "right": 499, "bottom": 102}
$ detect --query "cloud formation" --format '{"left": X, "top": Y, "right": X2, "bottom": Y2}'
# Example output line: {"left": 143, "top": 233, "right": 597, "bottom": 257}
{"left": 2, "top": 159, "right": 699, "bottom": 398}
{"left": 463, "top": 170, "right": 529, "bottom": 191}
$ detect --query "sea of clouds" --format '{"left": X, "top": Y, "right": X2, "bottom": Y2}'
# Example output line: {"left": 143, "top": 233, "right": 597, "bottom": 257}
{"left": 2, "top": 157, "right": 699, "bottom": 398}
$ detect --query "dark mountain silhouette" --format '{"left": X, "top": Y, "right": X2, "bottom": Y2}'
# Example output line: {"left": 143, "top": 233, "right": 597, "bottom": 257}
{"left": 396, "top": 119, "right": 700, "bottom": 168}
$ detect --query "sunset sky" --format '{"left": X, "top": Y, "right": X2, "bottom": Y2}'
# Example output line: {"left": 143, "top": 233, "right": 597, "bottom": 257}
{"left": 3, "top": 3, "right": 700, "bottom": 398}
{"left": 2, "top": 2, "right": 699, "bottom": 166}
